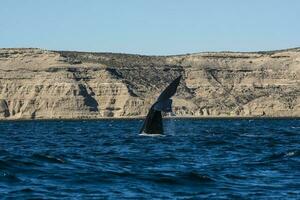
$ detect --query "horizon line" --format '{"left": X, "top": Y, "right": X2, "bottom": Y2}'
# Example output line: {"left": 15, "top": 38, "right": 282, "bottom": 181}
{"left": 1, "top": 46, "right": 300, "bottom": 57}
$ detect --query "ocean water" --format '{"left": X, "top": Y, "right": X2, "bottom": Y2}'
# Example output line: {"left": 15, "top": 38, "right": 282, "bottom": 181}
{"left": 0, "top": 119, "right": 299, "bottom": 199}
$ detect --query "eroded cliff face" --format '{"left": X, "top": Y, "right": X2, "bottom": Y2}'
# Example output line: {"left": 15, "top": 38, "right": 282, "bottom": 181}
{"left": 0, "top": 48, "right": 299, "bottom": 119}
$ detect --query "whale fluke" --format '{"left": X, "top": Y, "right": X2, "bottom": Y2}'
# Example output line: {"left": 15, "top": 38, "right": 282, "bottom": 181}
{"left": 139, "top": 75, "right": 182, "bottom": 135}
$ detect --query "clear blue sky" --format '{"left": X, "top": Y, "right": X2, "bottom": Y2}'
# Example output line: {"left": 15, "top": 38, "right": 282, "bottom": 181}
{"left": 0, "top": 0, "right": 299, "bottom": 55}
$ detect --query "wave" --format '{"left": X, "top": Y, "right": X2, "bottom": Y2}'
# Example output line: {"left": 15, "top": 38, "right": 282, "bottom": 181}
{"left": 246, "top": 149, "right": 300, "bottom": 166}
{"left": 141, "top": 171, "right": 214, "bottom": 185}
{"left": 265, "top": 150, "right": 300, "bottom": 161}
{"left": 31, "top": 154, "right": 65, "bottom": 164}
{"left": 0, "top": 170, "right": 21, "bottom": 182}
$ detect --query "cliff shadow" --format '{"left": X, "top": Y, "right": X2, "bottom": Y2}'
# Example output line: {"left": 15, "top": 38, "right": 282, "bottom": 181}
{"left": 78, "top": 84, "right": 99, "bottom": 112}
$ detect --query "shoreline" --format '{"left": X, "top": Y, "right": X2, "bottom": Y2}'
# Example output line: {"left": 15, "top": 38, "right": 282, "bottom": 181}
{"left": 0, "top": 116, "right": 299, "bottom": 122}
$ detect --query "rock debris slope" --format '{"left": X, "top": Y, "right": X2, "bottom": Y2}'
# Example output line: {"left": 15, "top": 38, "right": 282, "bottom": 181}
{"left": 0, "top": 48, "right": 299, "bottom": 119}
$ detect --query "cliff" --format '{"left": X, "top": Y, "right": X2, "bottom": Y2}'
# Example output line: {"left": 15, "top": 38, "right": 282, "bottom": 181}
{"left": 0, "top": 48, "right": 299, "bottom": 119}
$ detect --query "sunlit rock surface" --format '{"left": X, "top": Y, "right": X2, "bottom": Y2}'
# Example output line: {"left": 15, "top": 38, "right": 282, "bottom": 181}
{"left": 0, "top": 48, "right": 299, "bottom": 119}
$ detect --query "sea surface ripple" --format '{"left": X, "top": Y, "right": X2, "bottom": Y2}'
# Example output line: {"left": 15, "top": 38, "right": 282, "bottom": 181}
{"left": 0, "top": 119, "right": 299, "bottom": 199}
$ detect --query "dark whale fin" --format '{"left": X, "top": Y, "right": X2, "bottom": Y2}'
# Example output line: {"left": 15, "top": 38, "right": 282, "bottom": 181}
{"left": 157, "top": 75, "right": 182, "bottom": 102}
{"left": 139, "top": 103, "right": 163, "bottom": 134}
{"left": 140, "top": 75, "right": 181, "bottom": 134}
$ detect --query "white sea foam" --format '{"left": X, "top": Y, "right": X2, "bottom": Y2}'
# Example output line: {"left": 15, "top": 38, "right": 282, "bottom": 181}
{"left": 138, "top": 133, "right": 165, "bottom": 137}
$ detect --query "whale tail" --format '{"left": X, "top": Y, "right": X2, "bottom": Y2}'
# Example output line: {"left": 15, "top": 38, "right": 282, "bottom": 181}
{"left": 139, "top": 75, "right": 181, "bottom": 134}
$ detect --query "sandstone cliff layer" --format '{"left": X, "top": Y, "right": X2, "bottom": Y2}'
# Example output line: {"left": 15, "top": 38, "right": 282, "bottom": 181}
{"left": 0, "top": 48, "right": 299, "bottom": 119}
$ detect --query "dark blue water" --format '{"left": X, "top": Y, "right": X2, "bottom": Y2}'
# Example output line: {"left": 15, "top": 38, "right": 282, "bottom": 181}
{"left": 0, "top": 119, "right": 299, "bottom": 199}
